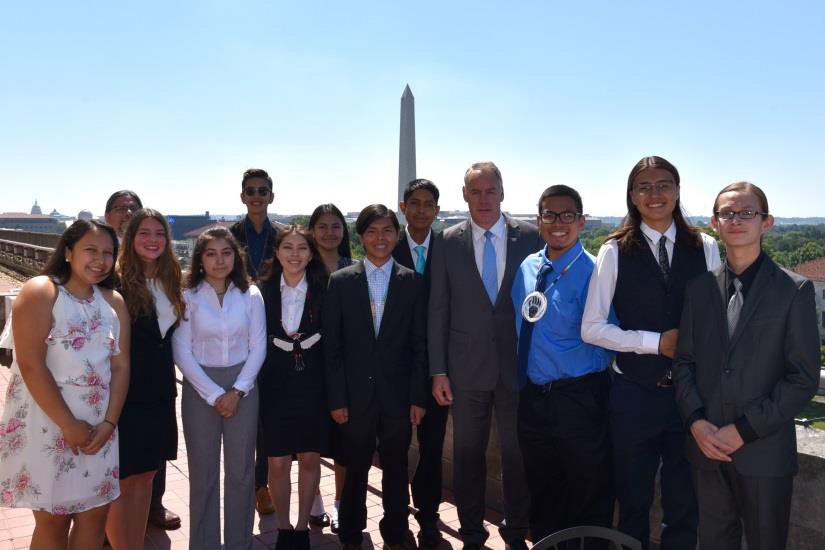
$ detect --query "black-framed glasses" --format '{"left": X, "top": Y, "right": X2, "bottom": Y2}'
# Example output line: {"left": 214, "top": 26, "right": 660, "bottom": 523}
{"left": 243, "top": 186, "right": 271, "bottom": 197}
{"left": 540, "top": 210, "right": 581, "bottom": 224}
{"left": 633, "top": 182, "right": 677, "bottom": 196}
{"left": 112, "top": 204, "right": 139, "bottom": 215}
{"left": 714, "top": 209, "right": 765, "bottom": 221}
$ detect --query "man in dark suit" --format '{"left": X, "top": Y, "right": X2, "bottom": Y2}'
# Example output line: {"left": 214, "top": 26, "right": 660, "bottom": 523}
{"left": 393, "top": 179, "right": 446, "bottom": 547}
{"left": 228, "top": 167, "right": 281, "bottom": 515}
{"left": 429, "top": 162, "right": 541, "bottom": 550}
{"left": 673, "top": 182, "right": 820, "bottom": 550}
{"left": 325, "top": 204, "right": 429, "bottom": 550}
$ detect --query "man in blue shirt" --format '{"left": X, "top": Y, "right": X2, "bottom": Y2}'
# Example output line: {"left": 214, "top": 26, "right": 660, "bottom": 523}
{"left": 511, "top": 185, "right": 614, "bottom": 545}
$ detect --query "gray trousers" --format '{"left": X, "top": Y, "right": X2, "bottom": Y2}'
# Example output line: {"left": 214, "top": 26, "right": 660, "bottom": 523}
{"left": 452, "top": 380, "right": 531, "bottom": 545}
{"left": 182, "top": 364, "right": 258, "bottom": 550}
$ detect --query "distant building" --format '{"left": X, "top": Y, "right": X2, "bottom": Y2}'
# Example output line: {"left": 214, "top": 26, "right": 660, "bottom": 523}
{"left": 0, "top": 213, "right": 64, "bottom": 234}
{"left": 48, "top": 209, "right": 73, "bottom": 222}
{"left": 792, "top": 257, "right": 825, "bottom": 344}
{"left": 165, "top": 212, "right": 213, "bottom": 240}
{"left": 30, "top": 200, "right": 42, "bottom": 215}
{"left": 77, "top": 209, "right": 93, "bottom": 221}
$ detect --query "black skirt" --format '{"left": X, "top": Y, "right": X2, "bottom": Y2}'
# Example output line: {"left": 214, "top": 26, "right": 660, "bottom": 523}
{"left": 117, "top": 397, "right": 178, "bottom": 479}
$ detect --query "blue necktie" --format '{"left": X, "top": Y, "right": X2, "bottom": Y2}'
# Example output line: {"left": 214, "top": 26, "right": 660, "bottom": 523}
{"left": 414, "top": 245, "right": 426, "bottom": 274}
{"left": 517, "top": 264, "right": 553, "bottom": 388}
{"left": 482, "top": 230, "right": 498, "bottom": 305}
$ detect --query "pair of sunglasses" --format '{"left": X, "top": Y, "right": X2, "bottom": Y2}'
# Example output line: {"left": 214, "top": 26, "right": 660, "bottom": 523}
{"left": 243, "top": 186, "right": 271, "bottom": 197}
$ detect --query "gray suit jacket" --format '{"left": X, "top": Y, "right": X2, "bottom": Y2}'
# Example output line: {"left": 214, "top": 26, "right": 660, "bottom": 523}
{"left": 673, "top": 255, "right": 820, "bottom": 476}
{"left": 428, "top": 215, "right": 541, "bottom": 392}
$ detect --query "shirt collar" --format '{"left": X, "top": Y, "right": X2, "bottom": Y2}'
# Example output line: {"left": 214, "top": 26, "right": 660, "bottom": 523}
{"left": 470, "top": 214, "right": 506, "bottom": 242}
{"left": 640, "top": 220, "right": 676, "bottom": 244}
{"left": 542, "top": 239, "right": 584, "bottom": 269}
{"left": 405, "top": 228, "right": 432, "bottom": 248}
{"left": 198, "top": 280, "right": 237, "bottom": 295}
{"left": 245, "top": 215, "right": 272, "bottom": 236}
{"left": 364, "top": 257, "right": 394, "bottom": 277}
{"left": 279, "top": 273, "right": 308, "bottom": 294}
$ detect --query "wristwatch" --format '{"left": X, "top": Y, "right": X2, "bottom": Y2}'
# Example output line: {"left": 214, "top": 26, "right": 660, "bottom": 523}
{"left": 231, "top": 387, "right": 246, "bottom": 398}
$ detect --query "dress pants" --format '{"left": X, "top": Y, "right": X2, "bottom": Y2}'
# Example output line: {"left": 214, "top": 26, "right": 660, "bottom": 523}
{"left": 411, "top": 392, "right": 449, "bottom": 525}
{"left": 182, "top": 364, "right": 258, "bottom": 550}
{"left": 452, "top": 380, "right": 530, "bottom": 546}
{"left": 610, "top": 375, "right": 697, "bottom": 550}
{"left": 694, "top": 463, "right": 793, "bottom": 550}
{"left": 517, "top": 372, "right": 613, "bottom": 546}
{"left": 338, "top": 399, "right": 412, "bottom": 546}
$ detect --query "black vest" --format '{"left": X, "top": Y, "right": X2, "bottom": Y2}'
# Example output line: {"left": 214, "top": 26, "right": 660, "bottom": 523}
{"left": 612, "top": 232, "right": 707, "bottom": 387}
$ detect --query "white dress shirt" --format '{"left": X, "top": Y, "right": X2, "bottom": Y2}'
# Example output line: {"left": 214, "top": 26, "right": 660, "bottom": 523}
{"left": 581, "top": 221, "right": 721, "bottom": 355}
{"left": 147, "top": 278, "right": 176, "bottom": 338}
{"left": 364, "top": 257, "right": 394, "bottom": 333}
{"left": 469, "top": 214, "right": 507, "bottom": 292}
{"left": 405, "top": 228, "right": 432, "bottom": 262}
{"left": 172, "top": 282, "right": 266, "bottom": 405}
{"left": 280, "top": 274, "right": 307, "bottom": 335}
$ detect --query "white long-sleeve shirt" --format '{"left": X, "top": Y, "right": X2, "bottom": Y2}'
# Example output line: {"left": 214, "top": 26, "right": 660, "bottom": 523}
{"left": 172, "top": 281, "right": 266, "bottom": 405}
{"left": 581, "top": 222, "right": 721, "bottom": 355}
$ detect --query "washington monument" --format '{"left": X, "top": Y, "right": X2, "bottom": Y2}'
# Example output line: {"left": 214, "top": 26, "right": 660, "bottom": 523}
{"left": 398, "top": 84, "right": 416, "bottom": 224}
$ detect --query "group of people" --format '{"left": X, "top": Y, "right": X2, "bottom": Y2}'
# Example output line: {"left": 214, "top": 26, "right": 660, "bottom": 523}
{"left": 0, "top": 157, "right": 819, "bottom": 550}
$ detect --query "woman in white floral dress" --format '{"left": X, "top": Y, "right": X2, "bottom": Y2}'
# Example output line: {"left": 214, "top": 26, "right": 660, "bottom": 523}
{"left": 0, "top": 219, "right": 130, "bottom": 549}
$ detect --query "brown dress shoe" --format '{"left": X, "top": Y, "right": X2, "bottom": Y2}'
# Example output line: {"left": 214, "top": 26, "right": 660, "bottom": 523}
{"left": 255, "top": 486, "right": 275, "bottom": 515}
{"left": 147, "top": 506, "right": 182, "bottom": 530}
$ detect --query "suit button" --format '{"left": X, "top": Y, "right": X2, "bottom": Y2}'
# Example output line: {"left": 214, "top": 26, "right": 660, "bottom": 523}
{"left": 724, "top": 369, "right": 732, "bottom": 375}
{"left": 368, "top": 376, "right": 374, "bottom": 381}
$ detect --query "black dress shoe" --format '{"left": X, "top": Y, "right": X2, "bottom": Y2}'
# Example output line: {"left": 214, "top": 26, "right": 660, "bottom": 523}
{"left": 330, "top": 514, "right": 340, "bottom": 534}
{"left": 504, "top": 540, "right": 528, "bottom": 550}
{"left": 309, "top": 512, "right": 331, "bottom": 527}
{"left": 147, "top": 506, "right": 182, "bottom": 530}
{"left": 417, "top": 522, "right": 443, "bottom": 548}
{"left": 275, "top": 528, "right": 294, "bottom": 550}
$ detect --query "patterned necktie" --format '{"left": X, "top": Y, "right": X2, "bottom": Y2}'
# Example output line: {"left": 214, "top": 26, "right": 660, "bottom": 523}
{"left": 414, "top": 245, "right": 426, "bottom": 274}
{"left": 369, "top": 268, "right": 388, "bottom": 335}
{"left": 516, "top": 264, "right": 553, "bottom": 387}
{"left": 482, "top": 230, "right": 498, "bottom": 305}
{"left": 727, "top": 277, "right": 744, "bottom": 336}
{"left": 658, "top": 236, "right": 671, "bottom": 281}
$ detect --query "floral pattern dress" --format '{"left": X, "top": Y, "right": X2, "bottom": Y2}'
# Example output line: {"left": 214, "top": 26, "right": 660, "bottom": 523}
{"left": 0, "top": 284, "right": 120, "bottom": 514}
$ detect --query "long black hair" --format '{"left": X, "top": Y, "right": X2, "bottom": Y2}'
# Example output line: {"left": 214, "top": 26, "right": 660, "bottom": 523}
{"left": 185, "top": 227, "right": 250, "bottom": 293}
{"left": 41, "top": 220, "right": 118, "bottom": 288}
{"left": 261, "top": 225, "right": 329, "bottom": 295}
{"left": 307, "top": 203, "right": 352, "bottom": 259}
{"left": 608, "top": 155, "right": 702, "bottom": 252}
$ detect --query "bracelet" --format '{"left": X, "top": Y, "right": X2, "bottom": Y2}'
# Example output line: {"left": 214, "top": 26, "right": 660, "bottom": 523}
{"left": 103, "top": 419, "right": 116, "bottom": 429}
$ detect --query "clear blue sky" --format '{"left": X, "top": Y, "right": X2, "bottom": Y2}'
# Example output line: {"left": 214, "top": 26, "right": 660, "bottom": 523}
{"left": 2, "top": 1, "right": 824, "bottom": 219}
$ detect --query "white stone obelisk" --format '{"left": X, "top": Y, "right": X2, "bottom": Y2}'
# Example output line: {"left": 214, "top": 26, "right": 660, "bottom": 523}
{"left": 398, "top": 84, "right": 416, "bottom": 224}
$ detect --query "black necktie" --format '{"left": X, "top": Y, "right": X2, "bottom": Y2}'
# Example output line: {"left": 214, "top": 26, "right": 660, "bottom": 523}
{"left": 517, "top": 264, "right": 553, "bottom": 386}
{"left": 658, "top": 236, "right": 670, "bottom": 282}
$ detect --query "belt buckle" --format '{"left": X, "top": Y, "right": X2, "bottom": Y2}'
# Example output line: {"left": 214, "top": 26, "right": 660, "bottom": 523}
{"left": 657, "top": 369, "right": 673, "bottom": 388}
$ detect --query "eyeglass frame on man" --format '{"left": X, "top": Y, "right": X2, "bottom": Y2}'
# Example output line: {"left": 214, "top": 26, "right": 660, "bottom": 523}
{"left": 714, "top": 209, "right": 767, "bottom": 221}
{"left": 539, "top": 210, "right": 582, "bottom": 224}
{"left": 111, "top": 204, "right": 140, "bottom": 215}
{"left": 243, "top": 186, "right": 272, "bottom": 197}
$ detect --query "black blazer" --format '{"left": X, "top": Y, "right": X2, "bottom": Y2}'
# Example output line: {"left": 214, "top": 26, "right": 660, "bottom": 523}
{"left": 258, "top": 276, "right": 325, "bottom": 391}
{"left": 673, "top": 255, "right": 820, "bottom": 476}
{"left": 126, "top": 306, "right": 178, "bottom": 406}
{"left": 391, "top": 230, "right": 441, "bottom": 297}
{"left": 323, "top": 260, "right": 428, "bottom": 418}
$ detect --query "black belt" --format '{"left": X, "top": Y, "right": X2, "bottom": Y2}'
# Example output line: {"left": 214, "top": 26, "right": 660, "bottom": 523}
{"left": 528, "top": 369, "right": 607, "bottom": 393}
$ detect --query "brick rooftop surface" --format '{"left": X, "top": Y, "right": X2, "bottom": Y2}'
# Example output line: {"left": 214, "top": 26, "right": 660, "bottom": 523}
{"left": 0, "top": 366, "right": 506, "bottom": 550}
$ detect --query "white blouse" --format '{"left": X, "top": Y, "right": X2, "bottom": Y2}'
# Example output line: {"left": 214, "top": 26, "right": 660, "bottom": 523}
{"left": 147, "top": 278, "right": 176, "bottom": 338}
{"left": 581, "top": 221, "right": 722, "bottom": 355}
{"left": 172, "top": 281, "right": 266, "bottom": 405}
{"left": 280, "top": 274, "right": 307, "bottom": 335}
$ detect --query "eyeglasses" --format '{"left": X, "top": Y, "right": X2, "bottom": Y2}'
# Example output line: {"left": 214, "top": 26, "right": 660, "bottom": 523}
{"left": 714, "top": 209, "right": 766, "bottom": 221}
{"left": 112, "top": 205, "right": 139, "bottom": 215}
{"left": 243, "top": 186, "right": 271, "bottom": 197}
{"left": 633, "top": 182, "right": 677, "bottom": 196}
{"left": 540, "top": 210, "right": 581, "bottom": 224}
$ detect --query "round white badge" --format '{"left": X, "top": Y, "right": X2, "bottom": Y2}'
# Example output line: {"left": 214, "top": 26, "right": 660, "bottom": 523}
{"left": 521, "top": 291, "right": 548, "bottom": 323}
